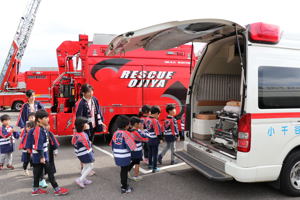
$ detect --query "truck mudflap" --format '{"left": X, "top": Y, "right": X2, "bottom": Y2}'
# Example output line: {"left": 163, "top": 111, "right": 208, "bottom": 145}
{"left": 175, "top": 144, "right": 233, "bottom": 181}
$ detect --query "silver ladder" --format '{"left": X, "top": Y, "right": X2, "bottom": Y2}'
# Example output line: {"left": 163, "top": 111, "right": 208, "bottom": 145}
{"left": 0, "top": 0, "right": 42, "bottom": 89}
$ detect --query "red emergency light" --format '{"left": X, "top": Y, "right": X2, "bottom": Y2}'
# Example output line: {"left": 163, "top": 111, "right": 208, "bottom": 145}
{"left": 248, "top": 22, "right": 280, "bottom": 44}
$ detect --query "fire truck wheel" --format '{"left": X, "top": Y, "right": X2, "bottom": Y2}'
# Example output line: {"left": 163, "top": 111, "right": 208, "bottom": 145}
{"left": 280, "top": 150, "right": 300, "bottom": 196}
{"left": 12, "top": 101, "right": 23, "bottom": 111}
{"left": 109, "top": 118, "right": 119, "bottom": 135}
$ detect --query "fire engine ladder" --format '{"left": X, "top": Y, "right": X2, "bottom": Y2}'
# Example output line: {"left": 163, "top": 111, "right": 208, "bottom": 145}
{"left": 0, "top": 0, "right": 42, "bottom": 90}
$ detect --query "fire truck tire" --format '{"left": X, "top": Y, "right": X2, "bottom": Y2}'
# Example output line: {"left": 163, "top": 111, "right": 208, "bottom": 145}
{"left": 108, "top": 115, "right": 137, "bottom": 140}
{"left": 12, "top": 101, "right": 23, "bottom": 111}
{"left": 109, "top": 117, "right": 119, "bottom": 135}
{"left": 280, "top": 150, "right": 300, "bottom": 196}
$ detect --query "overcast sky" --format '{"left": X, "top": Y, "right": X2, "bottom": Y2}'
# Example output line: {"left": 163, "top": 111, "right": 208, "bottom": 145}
{"left": 0, "top": 0, "right": 299, "bottom": 72}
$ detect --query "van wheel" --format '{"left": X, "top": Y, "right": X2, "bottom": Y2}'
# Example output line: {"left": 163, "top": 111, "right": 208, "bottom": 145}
{"left": 12, "top": 101, "right": 23, "bottom": 111}
{"left": 280, "top": 151, "right": 300, "bottom": 196}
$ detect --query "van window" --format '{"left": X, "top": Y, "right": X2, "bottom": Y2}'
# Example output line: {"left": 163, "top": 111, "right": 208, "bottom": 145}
{"left": 258, "top": 66, "right": 300, "bottom": 109}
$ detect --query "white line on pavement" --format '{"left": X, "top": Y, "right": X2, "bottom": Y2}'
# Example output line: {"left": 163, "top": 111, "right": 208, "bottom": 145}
{"left": 93, "top": 145, "right": 186, "bottom": 175}
{"left": 139, "top": 163, "right": 186, "bottom": 174}
{"left": 93, "top": 145, "right": 113, "bottom": 158}
{"left": 157, "top": 163, "right": 186, "bottom": 170}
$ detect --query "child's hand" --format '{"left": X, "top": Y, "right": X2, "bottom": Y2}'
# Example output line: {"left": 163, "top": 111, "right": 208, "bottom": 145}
{"left": 101, "top": 122, "right": 107, "bottom": 131}
{"left": 40, "top": 157, "right": 46, "bottom": 164}
{"left": 83, "top": 123, "right": 90, "bottom": 130}
{"left": 27, "top": 149, "right": 31, "bottom": 153}
{"left": 54, "top": 149, "right": 58, "bottom": 157}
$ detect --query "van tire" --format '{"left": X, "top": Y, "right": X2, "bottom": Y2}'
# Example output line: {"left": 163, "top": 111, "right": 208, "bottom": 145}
{"left": 12, "top": 101, "right": 23, "bottom": 111}
{"left": 280, "top": 151, "right": 300, "bottom": 196}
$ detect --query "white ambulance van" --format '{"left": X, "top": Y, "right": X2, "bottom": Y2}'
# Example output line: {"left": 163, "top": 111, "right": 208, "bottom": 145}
{"left": 107, "top": 19, "right": 300, "bottom": 196}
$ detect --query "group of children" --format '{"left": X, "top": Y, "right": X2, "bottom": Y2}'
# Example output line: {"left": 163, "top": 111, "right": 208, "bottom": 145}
{"left": 0, "top": 103, "right": 181, "bottom": 195}
{"left": 0, "top": 110, "right": 69, "bottom": 196}
{"left": 111, "top": 104, "right": 180, "bottom": 193}
{"left": 0, "top": 88, "right": 97, "bottom": 197}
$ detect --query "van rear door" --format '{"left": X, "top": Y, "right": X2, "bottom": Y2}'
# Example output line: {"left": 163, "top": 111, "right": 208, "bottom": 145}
{"left": 106, "top": 19, "right": 245, "bottom": 56}
{"left": 106, "top": 19, "right": 247, "bottom": 181}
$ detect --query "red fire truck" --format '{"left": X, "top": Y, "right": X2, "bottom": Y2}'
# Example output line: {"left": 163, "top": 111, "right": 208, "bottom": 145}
{"left": 24, "top": 69, "right": 59, "bottom": 106}
{"left": 0, "top": 73, "right": 26, "bottom": 111}
{"left": 49, "top": 34, "right": 197, "bottom": 136}
{"left": 0, "top": 69, "right": 58, "bottom": 111}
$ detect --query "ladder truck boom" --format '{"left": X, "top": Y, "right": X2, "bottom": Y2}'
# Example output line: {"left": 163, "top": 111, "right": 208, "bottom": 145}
{"left": 0, "top": 0, "right": 41, "bottom": 91}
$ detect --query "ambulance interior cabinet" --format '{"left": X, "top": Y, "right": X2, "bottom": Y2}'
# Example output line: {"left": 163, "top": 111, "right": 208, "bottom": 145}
{"left": 192, "top": 114, "right": 218, "bottom": 140}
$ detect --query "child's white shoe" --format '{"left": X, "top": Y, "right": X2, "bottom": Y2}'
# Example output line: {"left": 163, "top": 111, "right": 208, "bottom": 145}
{"left": 24, "top": 169, "right": 30, "bottom": 176}
{"left": 135, "top": 176, "right": 143, "bottom": 181}
{"left": 75, "top": 178, "right": 85, "bottom": 188}
{"left": 83, "top": 179, "right": 93, "bottom": 185}
{"left": 132, "top": 176, "right": 143, "bottom": 181}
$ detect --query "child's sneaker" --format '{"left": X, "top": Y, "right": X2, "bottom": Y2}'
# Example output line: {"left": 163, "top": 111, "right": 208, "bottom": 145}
{"left": 54, "top": 187, "right": 69, "bottom": 196}
{"left": 83, "top": 179, "right": 93, "bottom": 185}
{"left": 158, "top": 155, "right": 162, "bottom": 165}
{"left": 152, "top": 168, "right": 160, "bottom": 173}
{"left": 132, "top": 176, "right": 143, "bottom": 181}
{"left": 39, "top": 179, "right": 48, "bottom": 188}
{"left": 24, "top": 169, "right": 30, "bottom": 176}
{"left": 32, "top": 188, "right": 48, "bottom": 196}
{"left": 75, "top": 178, "right": 85, "bottom": 188}
{"left": 6, "top": 165, "right": 14, "bottom": 170}
{"left": 121, "top": 186, "right": 133, "bottom": 194}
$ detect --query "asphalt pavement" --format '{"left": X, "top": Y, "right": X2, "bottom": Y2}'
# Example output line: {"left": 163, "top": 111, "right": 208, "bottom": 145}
{"left": 0, "top": 112, "right": 297, "bottom": 200}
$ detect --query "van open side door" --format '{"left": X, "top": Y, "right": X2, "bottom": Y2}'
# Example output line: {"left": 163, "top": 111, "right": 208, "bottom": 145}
{"left": 106, "top": 19, "right": 245, "bottom": 56}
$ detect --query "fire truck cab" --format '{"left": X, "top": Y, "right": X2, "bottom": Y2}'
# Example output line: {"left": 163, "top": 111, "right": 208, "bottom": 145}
{"left": 0, "top": 69, "right": 58, "bottom": 111}
{"left": 49, "top": 34, "right": 196, "bottom": 137}
{"left": 107, "top": 19, "right": 300, "bottom": 196}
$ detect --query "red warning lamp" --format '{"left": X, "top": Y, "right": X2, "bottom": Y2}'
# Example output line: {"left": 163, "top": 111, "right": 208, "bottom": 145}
{"left": 249, "top": 22, "right": 280, "bottom": 44}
